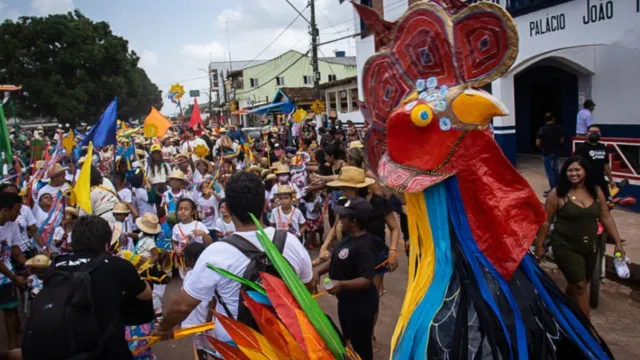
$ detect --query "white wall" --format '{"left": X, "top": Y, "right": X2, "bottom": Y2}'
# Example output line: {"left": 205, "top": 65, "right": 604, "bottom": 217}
{"left": 355, "top": 37, "right": 374, "bottom": 101}
{"left": 591, "top": 45, "right": 640, "bottom": 126}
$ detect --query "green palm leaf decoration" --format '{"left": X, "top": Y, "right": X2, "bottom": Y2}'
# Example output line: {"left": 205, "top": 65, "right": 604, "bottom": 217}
{"left": 207, "top": 264, "right": 267, "bottom": 296}
{"left": 249, "top": 213, "right": 346, "bottom": 359}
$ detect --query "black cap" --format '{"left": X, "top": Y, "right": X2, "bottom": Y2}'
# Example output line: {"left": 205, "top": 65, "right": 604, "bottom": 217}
{"left": 334, "top": 197, "right": 372, "bottom": 222}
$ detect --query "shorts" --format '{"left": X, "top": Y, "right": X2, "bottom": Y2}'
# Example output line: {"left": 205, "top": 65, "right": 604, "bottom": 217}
{"left": 374, "top": 248, "right": 390, "bottom": 275}
{"left": 551, "top": 239, "right": 597, "bottom": 284}
{"left": 0, "top": 282, "right": 18, "bottom": 310}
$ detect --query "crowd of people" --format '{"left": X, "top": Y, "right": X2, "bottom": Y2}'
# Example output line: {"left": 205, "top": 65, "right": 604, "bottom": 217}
{"left": 0, "top": 116, "right": 408, "bottom": 360}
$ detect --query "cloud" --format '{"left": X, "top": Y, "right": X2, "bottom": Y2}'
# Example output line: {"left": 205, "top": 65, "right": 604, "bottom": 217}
{"left": 31, "top": 0, "right": 74, "bottom": 15}
{"left": 181, "top": 41, "right": 226, "bottom": 61}
{"left": 139, "top": 50, "right": 159, "bottom": 68}
{"left": 216, "top": 7, "right": 242, "bottom": 29}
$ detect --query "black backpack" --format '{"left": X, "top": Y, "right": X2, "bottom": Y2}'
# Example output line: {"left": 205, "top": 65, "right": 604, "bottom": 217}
{"left": 22, "top": 253, "right": 116, "bottom": 360}
{"left": 216, "top": 230, "right": 287, "bottom": 331}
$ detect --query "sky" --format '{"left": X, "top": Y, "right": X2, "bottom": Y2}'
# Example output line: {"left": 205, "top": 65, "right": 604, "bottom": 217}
{"left": 0, "top": 0, "right": 358, "bottom": 116}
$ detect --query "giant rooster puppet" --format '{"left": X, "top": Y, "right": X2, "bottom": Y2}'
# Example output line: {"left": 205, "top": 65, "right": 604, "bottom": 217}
{"left": 199, "top": 1, "right": 614, "bottom": 359}
{"left": 354, "top": 0, "right": 614, "bottom": 359}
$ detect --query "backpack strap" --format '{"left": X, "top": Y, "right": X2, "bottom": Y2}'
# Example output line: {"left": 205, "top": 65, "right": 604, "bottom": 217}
{"left": 214, "top": 230, "right": 288, "bottom": 319}
{"left": 77, "top": 252, "right": 109, "bottom": 274}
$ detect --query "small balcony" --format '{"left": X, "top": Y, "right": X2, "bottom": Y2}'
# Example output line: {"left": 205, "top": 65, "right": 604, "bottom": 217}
{"left": 466, "top": 0, "right": 574, "bottom": 17}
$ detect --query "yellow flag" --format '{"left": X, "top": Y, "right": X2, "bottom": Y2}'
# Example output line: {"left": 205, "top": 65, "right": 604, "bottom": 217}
{"left": 74, "top": 142, "right": 93, "bottom": 214}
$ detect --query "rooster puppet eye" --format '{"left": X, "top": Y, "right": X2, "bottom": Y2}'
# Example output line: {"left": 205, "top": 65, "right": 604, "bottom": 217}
{"left": 410, "top": 103, "right": 434, "bottom": 127}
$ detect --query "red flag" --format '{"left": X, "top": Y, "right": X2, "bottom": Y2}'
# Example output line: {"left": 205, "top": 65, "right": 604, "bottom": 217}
{"left": 188, "top": 98, "right": 204, "bottom": 130}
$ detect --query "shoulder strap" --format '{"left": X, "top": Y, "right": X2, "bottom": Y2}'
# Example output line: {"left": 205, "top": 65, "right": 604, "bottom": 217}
{"left": 273, "top": 230, "right": 287, "bottom": 253}
{"left": 219, "top": 235, "right": 262, "bottom": 257}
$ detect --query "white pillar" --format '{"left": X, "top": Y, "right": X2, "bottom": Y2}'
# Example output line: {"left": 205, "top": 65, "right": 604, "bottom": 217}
{"left": 347, "top": 88, "right": 353, "bottom": 113}
{"left": 325, "top": 91, "right": 331, "bottom": 117}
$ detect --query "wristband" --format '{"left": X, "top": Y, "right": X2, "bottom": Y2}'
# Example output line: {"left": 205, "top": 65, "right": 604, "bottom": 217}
{"left": 389, "top": 248, "right": 397, "bottom": 252}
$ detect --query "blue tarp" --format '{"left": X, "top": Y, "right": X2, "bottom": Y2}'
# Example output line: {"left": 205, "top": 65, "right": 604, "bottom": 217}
{"left": 247, "top": 100, "right": 295, "bottom": 115}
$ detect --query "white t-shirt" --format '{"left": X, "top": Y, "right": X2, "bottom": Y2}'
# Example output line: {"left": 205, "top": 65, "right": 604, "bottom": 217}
{"left": 172, "top": 221, "right": 208, "bottom": 251}
{"left": 181, "top": 270, "right": 210, "bottom": 328}
{"left": 16, "top": 205, "right": 37, "bottom": 252}
{"left": 183, "top": 227, "right": 313, "bottom": 342}
{"left": 133, "top": 187, "right": 156, "bottom": 216}
{"left": 33, "top": 206, "right": 49, "bottom": 226}
{"left": 136, "top": 236, "right": 156, "bottom": 259}
{"left": 214, "top": 218, "right": 235, "bottom": 236}
{"left": 0, "top": 222, "right": 21, "bottom": 284}
{"left": 118, "top": 188, "right": 133, "bottom": 203}
{"left": 269, "top": 207, "right": 306, "bottom": 234}
{"left": 52, "top": 228, "right": 72, "bottom": 255}
{"left": 116, "top": 217, "right": 136, "bottom": 252}
{"left": 196, "top": 194, "right": 219, "bottom": 230}
{"left": 302, "top": 195, "right": 323, "bottom": 220}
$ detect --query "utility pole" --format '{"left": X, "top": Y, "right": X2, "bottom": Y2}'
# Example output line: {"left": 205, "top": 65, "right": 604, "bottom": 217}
{"left": 310, "top": 0, "right": 320, "bottom": 100}
{"left": 226, "top": 22, "right": 233, "bottom": 71}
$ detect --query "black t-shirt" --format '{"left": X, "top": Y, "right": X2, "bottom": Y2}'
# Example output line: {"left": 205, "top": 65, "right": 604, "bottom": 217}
{"left": 366, "top": 193, "right": 392, "bottom": 243}
{"left": 52, "top": 251, "right": 148, "bottom": 360}
{"left": 329, "top": 233, "right": 378, "bottom": 301}
{"left": 536, "top": 123, "right": 564, "bottom": 155}
{"left": 575, "top": 142, "right": 609, "bottom": 182}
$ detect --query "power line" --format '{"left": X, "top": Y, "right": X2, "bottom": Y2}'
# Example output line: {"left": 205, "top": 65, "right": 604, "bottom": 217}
{"left": 251, "top": 35, "right": 308, "bottom": 81}
{"left": 236, "top": 49, "right": 311, "bottom": 95}
{"left": 158, "top": 75, "right": 208, "bottom": 88}
{"left": 236, "top": 6, "right": 308, "bottom": 71}
{"left": 283, "top": 0, "right": 311, "bottom": 24}
{"left": 318, "top": 48, "right": 336, "bottom": 76}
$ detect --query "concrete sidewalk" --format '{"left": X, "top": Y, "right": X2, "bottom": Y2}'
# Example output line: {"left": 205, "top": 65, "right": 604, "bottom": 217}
{"left": 517, "top": 154, "right": 639, "bottom": 267}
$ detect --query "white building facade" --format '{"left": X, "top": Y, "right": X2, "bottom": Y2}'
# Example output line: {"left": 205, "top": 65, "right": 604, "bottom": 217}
{"left": 350, "top": 0, "right": 640, "bottom": 166}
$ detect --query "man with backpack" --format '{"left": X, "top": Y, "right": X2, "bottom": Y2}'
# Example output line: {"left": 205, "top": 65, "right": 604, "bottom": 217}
{"left": 154, "top": 172, "right": 313, "bottom": 342}
{"left": 22, "top": 215, "right": 153, "bottom": 360}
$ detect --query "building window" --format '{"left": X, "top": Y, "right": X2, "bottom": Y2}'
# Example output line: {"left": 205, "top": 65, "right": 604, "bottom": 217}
{"left": 250, "top": 78, "right": 259, "bottom": 88}
{"left": 303, "top": 75, "right": 312, "bottom": 85}
{"left": 276, "top": 76, "right": 285, "bottom": 86}
{"left": 328, "top": 74, "right": 337, "bottom": 82}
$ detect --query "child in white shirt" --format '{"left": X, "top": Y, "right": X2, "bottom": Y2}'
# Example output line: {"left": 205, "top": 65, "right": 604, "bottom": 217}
{"left": 214, "top": 199, "right": 236, "bottom": 239}
{"left": 112, "top": 202, "right": 138, "bottom": 252}
{"left": 269, "top": 185, "right": 306, "bottom": 240}
{"left": 172, "top": 198, "right": 212, "bottom": 278}
{"left": 195, "top": 176, "right": 222, "bottom": 241}
{"left": 52, "top": 207, "right": 79, "bottom": 255}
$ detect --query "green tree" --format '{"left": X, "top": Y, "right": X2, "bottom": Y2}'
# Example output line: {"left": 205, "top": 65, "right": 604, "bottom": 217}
{"left": 0, "top": 10, "right": 163, "bottom": 125}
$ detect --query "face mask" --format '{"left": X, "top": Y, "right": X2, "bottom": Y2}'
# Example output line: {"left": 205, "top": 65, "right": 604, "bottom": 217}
{"left": 588, "top": 133, "right": 601, "bottom": 143}
{"left": 278, "top": 174, "right": 289, "bottom": 182}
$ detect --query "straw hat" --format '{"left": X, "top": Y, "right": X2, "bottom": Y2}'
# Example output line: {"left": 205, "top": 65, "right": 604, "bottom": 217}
{"left": 259, "top": 157, "right": 269, "bottom": 168}
{"left": 261, "top": 169, "right": 271, "bottom": 178}
{"left": 248, "top": 165, "right": 261, "bottom": 174}
{"left": 275, "top": 184, "right": 295, "bottom": 195}
{"left": 195, "top": 159, "right": 214, "bottom": 174}
{"left": 110, "top": 222, "right": 123, "bottom": 246}
{"left": 34, "top": 160, "right": 45, "bottom": 169}
{"left": 112, "top": 202, "right": 130, "bottom": 214}
{"left": 150, "top": 144, "right": 162, "bottom": 153}
{"left": 348, "top": 140, "right": 364, "bottom": 150}
{"left": 167, "top": 169, "right": 187, "bottom": 182}
{"left": 174, "top": 153, "right": 189, "bottom": 162}
{"left": 219, "top": 127, "right": 228, "bottom": 133}
{"left": 265, "top": 173, "right": 276, "bottom": 182}
{"left": 65, "top": 207, "right": 79, "bottom": 217}
{"left": 49, "top": 164, "right": 68, "bottom": 177}
{"left": 327, "top": 166, "right": 375, "bottom": 188}
{"left": 25, "top": 254, "right": 51, "bottom": 268}
{"left": 274, "top": 164, "right": 291, "bottom": 175}
{"left": 135, "top": 149, "right": 147, "bottom": 158}
{"left": 135, "top": 213, "right": 162, "bottom": 234}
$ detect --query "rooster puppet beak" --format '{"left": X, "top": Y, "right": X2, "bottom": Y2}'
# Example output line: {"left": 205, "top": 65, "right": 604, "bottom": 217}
{"left": 451, "top": 88, "right": 509, "bottom": 126}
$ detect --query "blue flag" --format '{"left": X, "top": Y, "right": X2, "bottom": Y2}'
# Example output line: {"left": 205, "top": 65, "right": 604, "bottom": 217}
{"left": 80, "top": 97, "right": 118, "bottom": 147}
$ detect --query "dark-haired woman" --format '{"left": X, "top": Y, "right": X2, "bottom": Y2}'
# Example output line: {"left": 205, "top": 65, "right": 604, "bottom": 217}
{"left": 535, "top": 156, "right": 625, "bottom": 317}
{"left": 310, "top": 143, "right": 346, "bottom": 227}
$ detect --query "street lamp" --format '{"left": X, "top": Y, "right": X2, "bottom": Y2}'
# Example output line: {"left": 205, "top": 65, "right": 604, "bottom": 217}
{"left": 197, "top": 68, "right": 214, "bottom": 126}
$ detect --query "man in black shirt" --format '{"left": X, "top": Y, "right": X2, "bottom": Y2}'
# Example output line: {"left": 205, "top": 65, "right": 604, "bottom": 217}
{"left": 313, "top": 197, "right": 378, "bottom": 360}
{"left": 536, "top": 112, "right": 564, "bottom": 194}
{"left": 28, "top": 216, "right": 152, "bottom": 359}
{"left": 574, "top": 124, "right": 615, "bottom": 198}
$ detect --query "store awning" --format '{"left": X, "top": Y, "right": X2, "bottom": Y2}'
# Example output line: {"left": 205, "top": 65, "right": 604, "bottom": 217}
{"left": 247, "top": 100, "right": 295, "bottom": 115}
{"left": 231, "top": 109, "right": 247, "bottom": 115}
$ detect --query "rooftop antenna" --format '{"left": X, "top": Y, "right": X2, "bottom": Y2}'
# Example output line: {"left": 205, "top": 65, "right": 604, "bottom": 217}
{"left": 226, "top": 22, "right": 233, "bottom": 71}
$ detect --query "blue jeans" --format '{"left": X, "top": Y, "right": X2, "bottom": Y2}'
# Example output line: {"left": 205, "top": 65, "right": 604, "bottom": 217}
{"left": 543, "top": 154, "right": 559, "bottom": 190}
